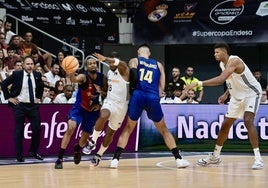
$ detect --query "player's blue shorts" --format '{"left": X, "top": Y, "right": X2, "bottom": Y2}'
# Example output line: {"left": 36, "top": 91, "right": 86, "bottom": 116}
{"left": 128, "top": 90, "right": 163, "bottom": 122}
{"left": 68, "top": 105, "right": 100, "bottom": 134}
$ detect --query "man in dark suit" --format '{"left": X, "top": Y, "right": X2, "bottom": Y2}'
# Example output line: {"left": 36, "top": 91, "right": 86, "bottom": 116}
{"left": 1, "top": 56, "right": 44, "bottom": 162}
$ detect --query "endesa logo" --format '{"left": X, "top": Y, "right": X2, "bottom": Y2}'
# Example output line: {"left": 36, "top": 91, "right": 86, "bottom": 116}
{"left": 209, "top": 0, "right": 245, "bottom": 25}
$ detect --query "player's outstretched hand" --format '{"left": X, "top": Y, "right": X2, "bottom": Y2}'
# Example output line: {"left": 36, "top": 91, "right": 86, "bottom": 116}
{"left": 93, "top": 53, "right": 106, "bottom": 62}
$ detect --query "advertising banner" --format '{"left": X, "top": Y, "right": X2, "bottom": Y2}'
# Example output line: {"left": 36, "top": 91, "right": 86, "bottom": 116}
{"left": 0, "top": 105, "right": 137, "bottom": 157}
{"left": 139, "top": 104, "right": 268, "bottom": 152}
{"left": 133, "top": 0, "right": 268, "bottom": 44}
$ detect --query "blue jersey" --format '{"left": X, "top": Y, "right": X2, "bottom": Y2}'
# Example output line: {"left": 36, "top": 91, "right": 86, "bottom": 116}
{"left": 136, "top": 57, "right": 160, "bottom": 96}
{"left": 75, "top": 71, "right": 104, "bottom": 111}
{"left": 68, "top": 71, "right": 104, "bottom": 133}
{"left": 128, "top": 57, "right": 163, "bottom": 122}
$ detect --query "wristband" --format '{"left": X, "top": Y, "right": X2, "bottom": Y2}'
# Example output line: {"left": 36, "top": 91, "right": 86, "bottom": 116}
{"left": 197, "top": 81, "right": 203, "bottom": 87}
{"left": 113, "top": 58, "right": 120, "bottom": 66}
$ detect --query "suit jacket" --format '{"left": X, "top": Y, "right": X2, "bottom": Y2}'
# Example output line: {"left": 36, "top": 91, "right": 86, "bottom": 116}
{"left": 1, "top": 70, "right": 44, "bottom": 105}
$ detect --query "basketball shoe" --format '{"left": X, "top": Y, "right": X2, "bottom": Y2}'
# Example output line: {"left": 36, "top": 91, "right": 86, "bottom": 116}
{"left": 55, "top": 159, "right": 63, "bottom": 169}
{"left": 176, "top": 158, "right": 190, "bottom": 168}
{"left": 197, "top": 153, "right": 221, "bottom": 166}
{"left": 252, "top": 159, "right": 264, "bottom": 170}
{"left": 82, "top": 140, "right": 96, "bottom": 155}
{"left": 110, "top": 159, "right": 119, "bottom": 169}
{"left": 73, "top": 143, "right": 81, "bottom": 165}
{"left": 90, "top": 154, "right": 102, "bottom": 167}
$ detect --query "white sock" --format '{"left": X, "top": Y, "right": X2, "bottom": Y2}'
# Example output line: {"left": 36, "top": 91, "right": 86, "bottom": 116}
{"left": 213, "top": 145, "right": 222, "bottom": 157}
{"left": 92, "top": 129, "right": 101, "bottom": 143}
{"left": 253, "top": 148, "right": 262, "bottom": 161}
{"left": 97, "top": 144, "right": 108, "bottom": 156}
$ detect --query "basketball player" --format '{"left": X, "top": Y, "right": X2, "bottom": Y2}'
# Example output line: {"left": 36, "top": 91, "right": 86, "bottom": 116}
{"left": 184, "top": 43, "right": 263, "bottom": 170}
{"left": 84, "top": 52, "right": 129, "bottom": 166}
{"left": 110, "top": 44, "right": 190, "bottom": 168}
{"left": 54, "top": 58, "right": 108, "bottom": 169}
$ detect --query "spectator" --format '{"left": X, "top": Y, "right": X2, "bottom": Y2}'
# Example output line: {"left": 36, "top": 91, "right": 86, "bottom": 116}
{"left": 0, "top": 32, "right": 8, "bottom": 57}
{"left": 54, "top": 80, "right": 64, "bottom": 96}
{"left": 20, "top": 31, "right": 52, "bottom": 71}
{"left": 253, "top": 69, "right": 267, "bottom": 90}
{"left": 173, "top": 86, "right": 186, "bottom": 103}
{"left": 181, "top": 89, "right": 199, "bottom": 104}
{"left": 30, "top": 49, "right": 47, "bottom": 71}
{"left": 2, "top": 20, "right": 16, "bottom": 44}
{"left": 13, "top": 60, "right": 23, "bottom": 71}
{"left": 166, "top": 66, "right": 185, "bottom": 93}
{"left": 260, "top": 89, "right": 268, "bottom": 104}
{"left": 0, "top": 48, "right": 6, "bottom": 61}
{"left": 160, "top": 85, "right": 174, "bottom": 104}
{"left": 53, "top": 50, "right": 66, "bottom": 77}
{"left": 21, "top": 31, "right": 39, "bottom": 56}
{"left": 181, "top": 66, "right": 204, "bottom": 102}
{"left": 44, "top": 62, "right": 61, "bottom": 87}
{"left": 8, "top": 35, "right": 25, "bottom": 59}
{"left": 4, "top": 46, "right": 20, "bottom": 73}
{"left": 53, "top": 84, "right": 75, "bottom": 104}
{"left": 41, "top": 86, "right": 52, "bottom": 103}
{"left": 35, "top": 65, "right": 48, "bottom": 86}
{"left": 49, "top": 87, "right": 56, "bottom": 101}
{"left": 0, "top": 59, "right": 7, "bottom": 82}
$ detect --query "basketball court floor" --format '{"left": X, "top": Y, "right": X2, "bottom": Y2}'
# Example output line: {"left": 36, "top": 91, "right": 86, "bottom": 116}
{"left": 0, "top": 152, "right": 267, "bottom": 188}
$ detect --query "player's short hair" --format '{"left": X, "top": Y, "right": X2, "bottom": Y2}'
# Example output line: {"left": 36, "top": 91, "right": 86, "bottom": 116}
{"left": 214, "top": 43, "right": 230, "bottom": 55}
{"left": 138, "top": 43, "right": 150, "bottom": 50}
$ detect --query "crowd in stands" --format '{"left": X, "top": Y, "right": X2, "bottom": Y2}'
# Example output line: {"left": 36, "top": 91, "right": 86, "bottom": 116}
{"left": 0, "top": 19, "right": 267, "bottom": 105}
{"left": 0, "top": 19, "right": 77, "bottom": 104}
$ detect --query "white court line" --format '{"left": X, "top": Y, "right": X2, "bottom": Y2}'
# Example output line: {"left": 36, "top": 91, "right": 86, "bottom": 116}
{"left": 156, "top": 155, "right": 266, "bottom": 177}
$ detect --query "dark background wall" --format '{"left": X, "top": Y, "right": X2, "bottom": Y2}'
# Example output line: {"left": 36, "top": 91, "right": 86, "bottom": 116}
{"left": 103, "top": 43, "right": 268, "bottom": 103}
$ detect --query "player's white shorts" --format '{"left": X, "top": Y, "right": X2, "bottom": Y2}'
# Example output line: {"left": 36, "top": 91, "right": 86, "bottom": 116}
{"left": 101, "top": 98, "right": 129, "bottom": 131}
{"left": 226, "top": 95, "right": 260, "bottom": 119}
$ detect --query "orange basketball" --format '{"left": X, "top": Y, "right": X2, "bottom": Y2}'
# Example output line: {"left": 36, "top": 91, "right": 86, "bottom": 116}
{"left": 61, "top": 56, "right": 79, "bottom": 74}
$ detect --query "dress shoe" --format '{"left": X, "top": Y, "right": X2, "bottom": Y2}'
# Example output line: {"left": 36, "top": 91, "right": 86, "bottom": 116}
{"left": 29, "top": 152, "right": 43, "bottom": 160}
{"left": 17, "top": 155, "right": 25, "bottom": 162}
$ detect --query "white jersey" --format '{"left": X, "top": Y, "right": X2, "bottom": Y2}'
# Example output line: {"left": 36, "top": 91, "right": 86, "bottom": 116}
{"left": 107, "top": 68, "right": 129, "bottom": 102}
{"left": 220, "top": 55, "right": 261, "bottom": 100}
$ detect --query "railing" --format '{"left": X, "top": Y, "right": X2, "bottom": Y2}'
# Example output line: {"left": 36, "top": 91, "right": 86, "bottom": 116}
{"left": 3, "top": 13, "right": 110, "bottom": 71}
{"left": 4, "top": 13, "right": 87, "bottom": 69}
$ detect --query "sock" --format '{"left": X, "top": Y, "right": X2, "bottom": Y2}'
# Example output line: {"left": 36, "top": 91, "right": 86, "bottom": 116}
{"left": 97, "top": 144, "right": 108, "bottom": 157}
{"left": 92, "top": 130, "right": 101, "bottom": 143}
{"left": 74, "top": 143, "right": 81, "bottom": 152}
{"left": 171, "top": 148, "right": 182, "bottom": 159}
{"left": 253, "top": 148, "right": 262, "bottom": 160}
{"left": 213, "top": 145, "right": 222, "bottom": 157}
{"left": 58, "top": 148, "right": 65, "bottom": 159}
{"left": 113, "top": 147, "right": 124, "bottom": 160}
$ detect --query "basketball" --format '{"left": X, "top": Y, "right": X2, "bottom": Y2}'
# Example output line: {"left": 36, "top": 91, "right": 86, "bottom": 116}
{"left": 61, "top": 56, "right": 79, "bottom": 74}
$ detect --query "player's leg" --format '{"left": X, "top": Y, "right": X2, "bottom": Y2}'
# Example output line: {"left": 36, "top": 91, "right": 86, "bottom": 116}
{"left": 55, "top": 119, "right": 77, "bottom": 169}
{"left": 87, "top": 103, "right": 111, "bottom": 154}
{"left": 110, "top": 91, "right": 142, "bottom": 168}
{"left": 154, "top": 117, "right": 190, "bottom": 168}
{"left": 197, "top": 117, "right": 235, "bottom": 166}
{"left": 90, "top": 126, "right": 116, "bottom": 167}
{"left": 243, "top": 96, "right": 263, "bottom": 169}
{"left": 55, "top": 105, "right": 81, "bottom": 169}
{"left": 73, "top": 109, "right": 100, "bottom": 164}
{"left": 198, "top": 97, "right": 238, "bottom": 166}
{"left": 144, "top": 93, "right": 189, "bottom": 168}
{"left": 73, "top": 131, "right": 89, "bottom": 165}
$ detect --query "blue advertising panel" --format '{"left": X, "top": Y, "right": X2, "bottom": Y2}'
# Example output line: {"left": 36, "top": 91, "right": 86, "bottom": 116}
{"left": 133, "top": 0, "right": 268, "bottom": 44}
